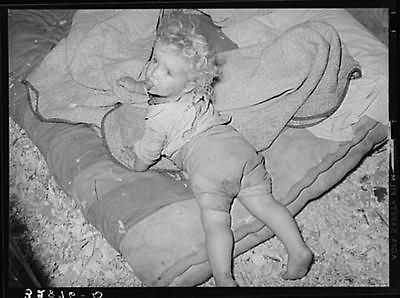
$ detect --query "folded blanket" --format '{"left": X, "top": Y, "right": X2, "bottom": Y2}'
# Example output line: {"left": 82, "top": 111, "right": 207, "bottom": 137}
{"left": 213, "top": 19, "right": 361, "bottom": 150}
{"left": 27, "top": 9, "right": 361, "bottom": 161}
{"left": 27, "top": 9, "right": 160, "bottom": 126}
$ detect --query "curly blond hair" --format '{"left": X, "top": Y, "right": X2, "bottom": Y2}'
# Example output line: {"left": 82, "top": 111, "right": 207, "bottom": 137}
{"left": 156, "top": 10, "right": 219, "bottom": 104}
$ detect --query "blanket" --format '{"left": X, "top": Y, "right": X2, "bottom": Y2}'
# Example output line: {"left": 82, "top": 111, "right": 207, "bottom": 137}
{"left": 27, "top": 9, "right": 160, "bottom": 126}
{"left": 213, "top": 20, "right": 361, "bottom": 149}
{"left": 26, "top": 9, "right": 361, "bottom": 164}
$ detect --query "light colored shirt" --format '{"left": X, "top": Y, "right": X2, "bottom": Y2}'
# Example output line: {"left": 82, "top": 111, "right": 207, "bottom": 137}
{"left": 134, "top": 95, "right": 228, "bottom": 165}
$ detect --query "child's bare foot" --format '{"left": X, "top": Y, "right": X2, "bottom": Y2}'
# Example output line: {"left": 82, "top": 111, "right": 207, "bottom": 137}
{"left": 214, "top": 274, "right": 239, "bottom": 287}
{"left": 215, "top": 278, "right": 239, "bottom": 287}
{"left": 282, "top": 245, "right": 313, "bottom": 280}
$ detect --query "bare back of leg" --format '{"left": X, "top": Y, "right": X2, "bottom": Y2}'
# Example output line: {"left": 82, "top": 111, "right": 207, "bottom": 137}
{"left": 238, "top": 187, "right": 313, "bottom": 280}
{"left": 197, "top": 192, "right": 238, "bottom": 286}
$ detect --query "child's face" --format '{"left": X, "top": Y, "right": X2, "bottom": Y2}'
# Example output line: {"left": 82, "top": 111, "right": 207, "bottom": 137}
{"left": 145, "top": 43, "right": 195, "bottom": 100}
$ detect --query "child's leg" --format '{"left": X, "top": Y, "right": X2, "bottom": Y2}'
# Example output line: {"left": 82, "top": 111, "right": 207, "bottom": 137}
{"left": 238, "top": 191, "right": 313, "bottom": 280}
{"left": 197, "top": 193, "right": 238, "bottom": 287}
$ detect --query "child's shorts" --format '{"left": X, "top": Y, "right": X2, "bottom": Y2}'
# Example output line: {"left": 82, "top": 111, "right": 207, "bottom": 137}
{"left": 175, "top": 125, "right": 272, "bottom": 213}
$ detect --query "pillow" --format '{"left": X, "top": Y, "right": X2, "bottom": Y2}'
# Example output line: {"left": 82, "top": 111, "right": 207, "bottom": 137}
{"left": 9, "top": 8, "right": 388, "bottom": 286}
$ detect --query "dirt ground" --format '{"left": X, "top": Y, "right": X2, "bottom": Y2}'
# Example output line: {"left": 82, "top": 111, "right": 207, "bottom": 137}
{"left": 9, "top": 116, "right": 389, "bottom": 287}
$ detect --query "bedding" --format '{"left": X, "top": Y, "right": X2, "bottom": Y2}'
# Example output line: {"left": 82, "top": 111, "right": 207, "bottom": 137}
{"left": 8, "top": 8, "right": 388, "bottom": 286}
{"left": 26, "top": 10, "right": 360, "bottom": 152}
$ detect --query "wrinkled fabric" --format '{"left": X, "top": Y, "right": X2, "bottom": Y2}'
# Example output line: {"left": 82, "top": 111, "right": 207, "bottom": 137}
{"left": 9, "top": 9, "right": 388, "bottom": 287}
{"left": 177, "top": 125, "right": 271, "bottom": 213}
{"left": 135, "top": 96, "right": 228, "bottom": 165}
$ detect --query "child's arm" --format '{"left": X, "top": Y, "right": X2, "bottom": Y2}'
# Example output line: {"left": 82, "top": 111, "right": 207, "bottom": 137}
{"left": 117, "top": 76, "right": 147, "bottom": 95}
{"left": 133, "top": 124, "right": 166, "bottom": 172}
{"left": 132, "top": 156, "right": 151, "bottom": 172}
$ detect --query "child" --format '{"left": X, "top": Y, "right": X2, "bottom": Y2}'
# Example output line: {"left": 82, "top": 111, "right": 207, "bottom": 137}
{"left": 117, "top": 11, "right": 313, "bottom": 287}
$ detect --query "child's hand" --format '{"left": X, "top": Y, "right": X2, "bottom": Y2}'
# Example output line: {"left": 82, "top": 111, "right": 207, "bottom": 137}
{"left": 117, "top": 76, "right": 139, "bottom": 93}
{"left": 120, "top": 145, "right": 137, "bottom": 169}
{"left": 119, "top": 145, "right": 150, "bottom": 172}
